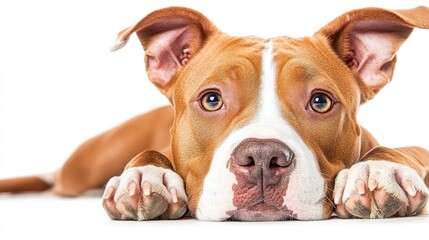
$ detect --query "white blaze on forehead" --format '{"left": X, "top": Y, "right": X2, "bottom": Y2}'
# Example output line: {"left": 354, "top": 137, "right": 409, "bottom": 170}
{"left": 195, "top": 41, "right": 325, "bottom": 221}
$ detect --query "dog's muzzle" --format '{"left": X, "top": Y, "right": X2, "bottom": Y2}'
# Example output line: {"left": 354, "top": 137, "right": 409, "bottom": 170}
{"left": 228, "top": 138, "right": 297, "bottom": 221}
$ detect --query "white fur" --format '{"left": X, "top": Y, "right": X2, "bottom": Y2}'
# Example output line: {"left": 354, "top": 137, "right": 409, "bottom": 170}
{"left": 103, "top": 165, "right": 186, "bottom": 203}
{"left": 195, "top": 41, "right": 325, "bottom": 220}
{"left": 110, "top": 38, "right": 128, "bottom": 52}
{"left": 37, "top": 172, "right": 55, "bottom": 185}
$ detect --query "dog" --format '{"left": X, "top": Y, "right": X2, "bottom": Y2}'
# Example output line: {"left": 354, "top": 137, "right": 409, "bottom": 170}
{"left": 0, "top": 6, "right": 428, "bottom": 221}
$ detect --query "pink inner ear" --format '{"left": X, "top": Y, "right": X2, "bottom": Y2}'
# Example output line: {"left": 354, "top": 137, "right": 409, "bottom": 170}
{"left": 144, "top": 25, "right": 194, "bottom": 87}
{"left": 350, "top": 31, "right": 396, "bottom": 89}
{"left": 346, "top": 20, "right": 413, "bottom": 91}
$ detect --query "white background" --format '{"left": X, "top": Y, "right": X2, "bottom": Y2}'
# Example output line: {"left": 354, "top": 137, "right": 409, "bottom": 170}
{"left": 1, "top": 0, "right": 429, "bottom": 239}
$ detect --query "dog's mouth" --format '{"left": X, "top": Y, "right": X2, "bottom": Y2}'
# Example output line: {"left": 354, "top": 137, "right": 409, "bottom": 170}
{"left": 227, "top": 200, "right": 297, "bottom": 221}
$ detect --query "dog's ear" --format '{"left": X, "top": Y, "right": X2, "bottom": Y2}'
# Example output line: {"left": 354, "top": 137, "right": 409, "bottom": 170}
{"left": 316, "top": 6, "right": 429, "bottom": 101}
{"left": 111, "top": 7, "right": 218, "bottom": 99}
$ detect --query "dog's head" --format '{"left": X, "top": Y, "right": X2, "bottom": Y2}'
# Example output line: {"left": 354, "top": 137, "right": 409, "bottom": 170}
{"left": 112, "top": 6, "right": 429, "bottom": 220}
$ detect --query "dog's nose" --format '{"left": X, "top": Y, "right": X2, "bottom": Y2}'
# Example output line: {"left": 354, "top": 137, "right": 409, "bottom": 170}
{"left": 231, "top": 138, "right": 295, "bottom": 185}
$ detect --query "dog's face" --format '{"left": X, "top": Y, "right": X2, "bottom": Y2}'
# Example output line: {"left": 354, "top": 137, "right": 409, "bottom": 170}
{"left": 171, "top": 35, "right": 361, "bottom": 220}
{"left": 112, "top": 6, "right": 428, "bottom": 220}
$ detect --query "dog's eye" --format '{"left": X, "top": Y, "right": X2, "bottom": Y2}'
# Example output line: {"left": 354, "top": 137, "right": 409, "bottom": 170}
{"left": 201, "top": 92, "right": 223, "bottom": 112}
{"left": 309, "top": 93, "right": 333, "bottom": 113}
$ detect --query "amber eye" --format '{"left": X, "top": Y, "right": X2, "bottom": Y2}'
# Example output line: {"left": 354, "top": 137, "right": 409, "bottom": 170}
{"left": 201, "top": 92, "right": 223, "bottom": 112}
{"left": 309, "top": 93, "right": 333, "bottom": 113}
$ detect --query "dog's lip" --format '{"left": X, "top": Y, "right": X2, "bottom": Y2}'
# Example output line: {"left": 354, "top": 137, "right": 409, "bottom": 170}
{"left": 246, "top": 202, "right": 280, "bottom": 212}
{"left": 227, "top": 200, "right": 296, "bottom": 221}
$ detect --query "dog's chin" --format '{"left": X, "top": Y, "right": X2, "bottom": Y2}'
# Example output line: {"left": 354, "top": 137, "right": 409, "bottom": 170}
{"left": 228, "top": 202, "right": 296, "bottom": 221}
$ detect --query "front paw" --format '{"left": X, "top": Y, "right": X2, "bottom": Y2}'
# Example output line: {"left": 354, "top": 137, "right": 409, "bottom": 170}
{"left": 101, "top": 165, "right": 187, "bottom": 220}
{"left": 333, "top": 160, "right": 428, "bottom": 218}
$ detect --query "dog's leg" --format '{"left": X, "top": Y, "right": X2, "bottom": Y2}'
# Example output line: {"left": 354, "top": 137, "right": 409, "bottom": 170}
{"left": 101, "top": 149, "right": 187, "bottom": 220}
{"left": 0, "top": 106, "right": 173, "bottom": 196}
{"left": 334, "top": 146, "right": 429, "bottom": 218}
{"left": 51, "top": 106, "right": 173, "bottom": 196}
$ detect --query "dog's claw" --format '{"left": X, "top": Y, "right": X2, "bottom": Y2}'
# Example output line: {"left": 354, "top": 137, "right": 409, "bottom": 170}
{"left": 128, "top": 182, "right": 137, "bottom": 196}
{"left": 357, "top": 179, "right": 366, "bottom": 195}
{"left": 170, "top": 188, "right": 178, "bottom": 203}
{"left": 103, "top": 187, "right": 114, "bottom": 200}
{"left": 368, "top": 179, "right": 377, "bottom": 192}
{"left": 142, "top": 181, "right": 151, "bottom": 196}
{"left": 403, "top": 180, "right": 417, "bottom": 197}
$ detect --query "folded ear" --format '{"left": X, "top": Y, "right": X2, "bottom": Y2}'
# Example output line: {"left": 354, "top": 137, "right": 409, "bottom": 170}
{"left": 111, "top": 7, "right": 218, "bottom": 98}
{"left": 316, "top": 6, "right": 429, "bottom": 101}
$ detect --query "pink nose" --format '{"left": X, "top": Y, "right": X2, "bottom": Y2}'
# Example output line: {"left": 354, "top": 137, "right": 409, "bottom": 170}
{"left": 231, "top": 138, "right": 295, "bottom": 186}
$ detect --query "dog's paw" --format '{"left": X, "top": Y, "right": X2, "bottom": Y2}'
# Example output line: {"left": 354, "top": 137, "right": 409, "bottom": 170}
{"left": 101, "top": 165, "right": 187, "bottom": 220}
{"left": 333, "top": 160, "right": 428, "bottom": 218}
